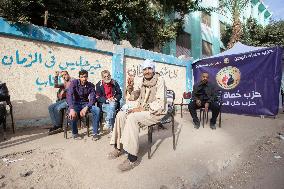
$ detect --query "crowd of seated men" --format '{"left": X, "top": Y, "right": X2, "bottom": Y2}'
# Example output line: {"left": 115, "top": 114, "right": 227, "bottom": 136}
{"left": 44, "top": 59, "right": 221, "bottom": 171}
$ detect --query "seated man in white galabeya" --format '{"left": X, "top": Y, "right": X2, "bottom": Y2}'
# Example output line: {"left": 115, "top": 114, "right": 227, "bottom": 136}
{"left": 108, "top": 59, "right": 167, "bottom": 172}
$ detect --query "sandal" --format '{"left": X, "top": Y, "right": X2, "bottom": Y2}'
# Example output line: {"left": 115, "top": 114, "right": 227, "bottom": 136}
{"left": 108, "top": 149, "right": 123, "bottom": 159}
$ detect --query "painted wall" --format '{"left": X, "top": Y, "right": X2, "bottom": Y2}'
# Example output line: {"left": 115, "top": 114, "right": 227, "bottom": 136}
{"left": 125, "top": 57, "right": 187, "bottom": 104}
{"left": 0, "top": 35, "right": 112, "bottom": 120}
{"left": 0, "top": 18, "right": 192, "bottom": 125}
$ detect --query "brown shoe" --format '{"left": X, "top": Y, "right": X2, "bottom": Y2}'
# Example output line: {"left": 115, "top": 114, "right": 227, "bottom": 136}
{"left": 117, "top": 159, "right": 138, "bottom": 172}
{"left": 107, "top": 149, "right": 123, "bottom": 159}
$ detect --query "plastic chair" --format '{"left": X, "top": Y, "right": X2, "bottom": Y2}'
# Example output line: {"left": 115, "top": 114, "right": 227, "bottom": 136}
{"left": 147, "top": 90, "right": 176, "bottom": 159}
{"left": 199, "top": 90, "right": 223, "bottom": 128}
{"left": 174, "top": 91, "right": 191, "bottom": 118}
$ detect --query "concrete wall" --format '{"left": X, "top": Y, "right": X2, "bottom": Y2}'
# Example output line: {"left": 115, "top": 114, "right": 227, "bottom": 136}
{"left": 0, "top": 35, "right": 112, "bottom": 120}
{"left": 125, "top": 57, "right": 187, "bottom": 104}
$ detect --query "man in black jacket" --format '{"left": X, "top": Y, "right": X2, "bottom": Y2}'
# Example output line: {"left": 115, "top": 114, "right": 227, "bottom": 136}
{"left": 96, "top": 70, "right": 122, "bottom": 131}
{"left": 188, "top": 72, "right": 220, "bottom": 129}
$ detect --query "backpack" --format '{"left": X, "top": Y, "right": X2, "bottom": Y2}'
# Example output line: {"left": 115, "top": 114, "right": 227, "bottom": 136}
{"left": 0, "top": 83, "right": 9, "bottom": 101}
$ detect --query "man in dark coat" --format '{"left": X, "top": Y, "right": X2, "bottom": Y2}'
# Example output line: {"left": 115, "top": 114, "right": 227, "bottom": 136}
{"left": 188, "top": 72, "right": 220, "bottom": 129}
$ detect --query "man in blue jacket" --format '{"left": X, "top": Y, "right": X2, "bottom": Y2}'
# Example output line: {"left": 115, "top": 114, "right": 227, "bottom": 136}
{"left": 67, "top": 70, "right": 100, "bottom": 140}
{"left": 96, "top": 70, "right": 122, "bottom": 132}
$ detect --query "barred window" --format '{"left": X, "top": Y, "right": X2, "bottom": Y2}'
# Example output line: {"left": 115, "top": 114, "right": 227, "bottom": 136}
{"left": 202, "top": 40, "right": 212, "bottom": 57}
{"left": 176, "top": 31, "right": 191, "bottom": 58}
{"left": 201, "top": 12, "right": 211, "bottom": 27}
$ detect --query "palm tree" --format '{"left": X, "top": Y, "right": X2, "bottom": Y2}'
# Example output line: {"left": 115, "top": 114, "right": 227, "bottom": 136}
{"left": 219, "top": 0, "right": 250, "bottom": 49}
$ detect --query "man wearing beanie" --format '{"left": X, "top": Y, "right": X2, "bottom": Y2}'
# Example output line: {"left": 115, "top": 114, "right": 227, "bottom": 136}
{"left": 108, "top": 59, "right": 167, "bottom": 171}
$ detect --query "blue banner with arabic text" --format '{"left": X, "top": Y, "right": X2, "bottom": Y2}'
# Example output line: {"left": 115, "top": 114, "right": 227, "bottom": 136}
{"left": 193, "top": 46, "right": 283, "bottom": 116}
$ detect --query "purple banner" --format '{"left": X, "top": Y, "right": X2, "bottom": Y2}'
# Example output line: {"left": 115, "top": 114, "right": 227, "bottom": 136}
{"left": 193, "top": 46, "right": 283, "bottom": 116}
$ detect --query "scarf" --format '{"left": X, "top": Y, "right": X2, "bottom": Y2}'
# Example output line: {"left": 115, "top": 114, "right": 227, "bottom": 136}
{"left": 137, "top": 73, "right": 159, "bottom": 109}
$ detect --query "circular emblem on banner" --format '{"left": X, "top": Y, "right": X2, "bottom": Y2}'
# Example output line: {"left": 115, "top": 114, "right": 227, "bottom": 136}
{"left": 216, "top": 66, "right": 241, "bottom": 89}
{"left": 224, "top": 58, "right": 229, "bottom": 64}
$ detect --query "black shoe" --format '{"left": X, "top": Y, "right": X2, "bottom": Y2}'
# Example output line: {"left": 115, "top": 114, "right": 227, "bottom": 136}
{"left": 92, "top": 134, "right": 100, "bottom": 141}
{"left": 48, "top": 126, "right": 63, "bottom": 135}
{"left": 210, "top": 123, "right": 216, "bottom": 130}
{"left": 194, "top": 121, "right": 200, "bottom": 129}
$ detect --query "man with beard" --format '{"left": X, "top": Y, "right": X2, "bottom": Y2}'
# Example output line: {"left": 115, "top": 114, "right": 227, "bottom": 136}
{"left": 95, "top": 70, "right": 122, "bottom": 132}
{"left": 67, "top": 70, "right": 100, "bottom": 140}
{"left": 48, "top": 71, "right": 72, "bottom": 135}
{"left": 108, "top": 59, "right": 167, "bottom": 171}
{"left": 188, "top": 72, "right": 220, "bottom": 130}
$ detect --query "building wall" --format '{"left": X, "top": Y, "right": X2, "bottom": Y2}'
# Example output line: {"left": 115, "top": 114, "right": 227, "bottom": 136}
{"left": 163, "top": 0, "right": 272, "bottom": 60}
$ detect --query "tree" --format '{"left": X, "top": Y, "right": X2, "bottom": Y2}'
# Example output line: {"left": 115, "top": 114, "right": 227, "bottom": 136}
{"left": 240, "top": 17, "right": 264, "bottom": 46}
{"left": 219, "top": 0, "right": 250, "bottom": 49}
{"left": 0, "top": 0, "right": 208, "bottom": 51}
{"left": 222, "top": 17, "right": 284, "bottom": 47}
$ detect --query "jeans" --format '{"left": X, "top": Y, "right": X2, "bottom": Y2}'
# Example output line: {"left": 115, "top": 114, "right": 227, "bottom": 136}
{"left": 102, "top": 102, "right": 117, "bottom": 129}
{"left": 48, "top": 99, "right": 68, "bottom": 128}
{"left": 69, "top": 102, "right": 100, "bottom": 135}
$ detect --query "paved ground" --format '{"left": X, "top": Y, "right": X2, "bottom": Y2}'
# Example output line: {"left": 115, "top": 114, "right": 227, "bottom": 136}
{"left": 0, "top": 111, "right": 284, "bottom": 189}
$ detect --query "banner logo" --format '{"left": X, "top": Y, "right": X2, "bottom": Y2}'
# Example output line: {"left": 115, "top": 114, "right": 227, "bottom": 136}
{"left": 216, "top": 66, "right": 241, "bottom": 89}
{"left": 224, "top": 58, "right": 229, "bottom": 64}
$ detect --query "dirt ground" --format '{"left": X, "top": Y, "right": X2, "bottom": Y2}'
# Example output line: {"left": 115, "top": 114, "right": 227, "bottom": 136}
{"left": 0, "top": 111, "right": 284, "bottom": 189}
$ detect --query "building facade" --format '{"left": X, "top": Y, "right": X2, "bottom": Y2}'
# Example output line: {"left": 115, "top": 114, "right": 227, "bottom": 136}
{"left": 162, "top": 0, "right": 272, "bottom": 60}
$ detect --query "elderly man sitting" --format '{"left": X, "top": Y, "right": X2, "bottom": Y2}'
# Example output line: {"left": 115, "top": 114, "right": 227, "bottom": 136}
{"left": 95, "top": 70, "right": 122, "bottom": 132}
{"left": 108, "top": 59, "right": 167, "bottom": 171}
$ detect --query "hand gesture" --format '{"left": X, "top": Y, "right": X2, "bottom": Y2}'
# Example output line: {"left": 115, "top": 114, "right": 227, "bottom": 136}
{"left": 55, "top": 71, "right": 60, "bottom": 76}
{"left": 128, "top": 107, "right": 143, "bottom": 113}
{"left": 204, "top": 102, "right": 209, "bottom": 112}
{"left": 127, "top": 76, "right": 134, "bottom": 87}
{"left": 69, "top": 109, "right": 77, "bottom": 120}
{"left": 80, "top": 107, "right": 88, "bottom": 117}
{"left": 196, "top": 99, "right": 201, "bottom": 107}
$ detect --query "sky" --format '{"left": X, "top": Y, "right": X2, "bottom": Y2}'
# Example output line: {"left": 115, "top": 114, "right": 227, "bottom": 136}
{"left": 264, "top": 0, "right": 284, "bottom": 21}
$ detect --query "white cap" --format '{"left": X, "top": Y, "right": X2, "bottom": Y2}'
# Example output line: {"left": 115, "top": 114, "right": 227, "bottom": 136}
{"left": 141, "top": 59, "right": 155, "bottom": 71}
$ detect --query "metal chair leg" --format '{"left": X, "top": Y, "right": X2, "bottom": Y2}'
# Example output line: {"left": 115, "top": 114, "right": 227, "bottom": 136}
{"left": 64, "top": 113, "right": 68, "bottom": 139}
{"left": 199, "top": 109, "right": 202, "bottom": 124}
{"left": 219, "top": 112, "right": 222, "bottom": 128}
{"left": 3, "top": 115, "right": 7, "bottom": 140}
{"left": 86, "top": 114, "right": 90, "bottom": 137}
{"left": 202, "top": 110, "right": 205, "bottom": 128}
{"left": 172, "top": 115, "right": 175, "bottom": 150}
{"left": 8, "top": 104, "right": 15, "bottom": 133}
{"left": 148, "top": 126, "right": 153, "bottom": 159}
{"left": 206, "top": 111, "right": 209, "bottom": 124}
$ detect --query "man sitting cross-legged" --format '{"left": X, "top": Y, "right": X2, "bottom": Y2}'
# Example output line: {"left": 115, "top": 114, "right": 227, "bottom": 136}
{"left": 108, "top": 59, "right": 168, "bottom": 172}
{"left": 67, "top": 70, "right": 100, "bottom": 140}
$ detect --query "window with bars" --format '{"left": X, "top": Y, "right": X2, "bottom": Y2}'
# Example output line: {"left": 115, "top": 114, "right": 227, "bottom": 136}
{"left": 201, "top": 12, "right": 211, "bottom": 27}
{"left": 220, "top": 21, "right": 226, "bottom": 38}
{"left": 176, "top": 31, "right": 191, "bottom": 58}
{"left": 202, "top": 40, "right": 212, "bottom": 57}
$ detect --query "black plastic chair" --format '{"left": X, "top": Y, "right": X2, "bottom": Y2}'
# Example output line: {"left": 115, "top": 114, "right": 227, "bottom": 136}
{"left": 174, "top": 91, "right": 191, "bottom": 118}
{"left": 62, "top": 108, "right": 90, "bottom": 139}
{"left": 0, "top": 95, "right": 15, "bottom": 134}
{"left": 147, "top": 89, "right": 176, "bottom": 159}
